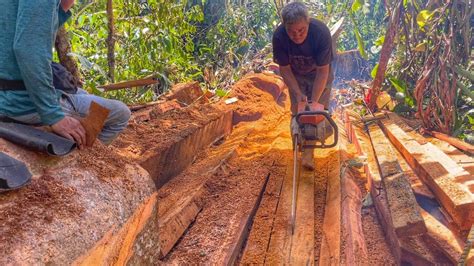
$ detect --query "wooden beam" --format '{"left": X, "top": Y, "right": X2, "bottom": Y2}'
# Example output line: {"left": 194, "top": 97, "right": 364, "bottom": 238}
{"left": 424, "top": 130, "right": 474, "bottom": 155}
{"left": 421, "top": 209, "right": 464, "bottom": 264}
{"left": 379, "top": 119, "right": 474, "bottom": 230}
{"left": 159, "top": 188, "right": 204, "bottom": 258}
{"left": 351, "top": 123, "right": 402, "bottom": 263}
{"left": 340, "top": 163, "right": 369, "bottom": 265}
{"left": 351, "top": 122, "right": 449, "bottom": 264}
{"left": 367, "top": 123, "right": 426, "bottom": 237}
{"left": 266, "top": 155, "right": 315, "bottom": 265}
{"left": 220, "top": 171, "right": 272, "bottom": 265}
{"left": 319, "top": 148, "right": 341, "bottom": 266}
{"left": 240, "top": 160, "right": 286, "bottom": 264}
{"left": 98, "top": 76, "right": 159, "bottom": 91}
{"left": 291, "top": 165, "right": 315, "bottom": 265}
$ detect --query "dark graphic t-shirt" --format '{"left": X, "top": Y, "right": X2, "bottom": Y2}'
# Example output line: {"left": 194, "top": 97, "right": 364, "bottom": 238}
{"left": 272, "top": 18, "right": 333, "bottom": 85}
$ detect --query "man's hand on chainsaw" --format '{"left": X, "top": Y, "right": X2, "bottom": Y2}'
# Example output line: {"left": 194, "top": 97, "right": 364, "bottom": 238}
{"left": 295, "top": 91, "right": 307, "bottom": 103}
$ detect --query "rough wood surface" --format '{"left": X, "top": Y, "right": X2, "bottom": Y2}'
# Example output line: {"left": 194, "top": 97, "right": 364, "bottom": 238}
{"left": 367, "top": 123, "right": 426, "bottom": 237}
{"left": 0, "top": 140, "right": 158, "bottom": 265}
{"left": 266, "top": 158, "right": 315, "bottom": 265}
{"left": 341, "top": 167, "right": 369, "bottom": 265}
{"left": 159, "top": 188, "right": 204, "bottom": 258}
{"left": 351, "top": 123, "right": 402, "bottom": 263}
{"left": 80, "top": 101, "right": 110, "bottom": 147}
{"left": 421, "top": 209, "right": 464, "bottom": 264}
{"left": 220, "top": 171, "right": 271, "bottom": 265}
{"left": 98, "top": 77, "right": 159, "bottom": 91}
{"left": 319, "top": 146, "right": 341, "bottom": 266}
{"left": 166, "top": 82, "right": 204, "bottom": 105}
{"left": 141, "top": 110, "right": 233, "bottom": 188}
{"left": 158, "top": 127, "right": 252, "bottom": 259}
{"left": 425, "top": 130, "right": 474, "bottom": 155}
{"left": 380, "top": 119, "right": 474, "bottom": 229}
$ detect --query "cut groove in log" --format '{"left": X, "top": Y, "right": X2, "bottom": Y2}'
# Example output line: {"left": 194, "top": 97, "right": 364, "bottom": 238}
{"left": 158, "top": 127, "right": 253, "bottom": 259}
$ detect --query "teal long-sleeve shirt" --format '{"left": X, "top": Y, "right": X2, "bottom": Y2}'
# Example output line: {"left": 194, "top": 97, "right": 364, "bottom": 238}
{"left": 0, "top": 0, "right": 71, "bottom": 125}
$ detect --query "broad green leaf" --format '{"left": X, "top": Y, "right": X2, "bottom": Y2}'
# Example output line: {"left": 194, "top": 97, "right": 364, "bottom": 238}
{"left": 215, "top": 88, "right": 228, "bottom": 98}
{"left": 388, "top": 77, "right": 415, "bottom": 107}
{"left": 353, "top": 27, "right": 368, "bottom": 59}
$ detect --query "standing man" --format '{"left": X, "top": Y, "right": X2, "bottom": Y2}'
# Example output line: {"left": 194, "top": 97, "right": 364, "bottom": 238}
{"left": 0, "top": 0, "right": 130, "bottom": 148}
{"left": 272, "top": 2, "right": 334, "bottom": 170}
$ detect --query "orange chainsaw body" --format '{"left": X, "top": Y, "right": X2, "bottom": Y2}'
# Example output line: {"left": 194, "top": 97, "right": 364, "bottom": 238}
{"left": 296, "top": 101, "right": 325, "bottom": 125}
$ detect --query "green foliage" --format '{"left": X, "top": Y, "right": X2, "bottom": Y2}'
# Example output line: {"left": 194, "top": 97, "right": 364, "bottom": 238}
{"left": 65, "top": 0, "right": 278, "bottom": 104}
{"left": 315, "top": 0, "right": 386, "bottom": 64}
{"left": 388, "top": 77, "right": 415, "bottom": 107}
{"left": 384, "top": 0, "right": 472, "bottom": 137}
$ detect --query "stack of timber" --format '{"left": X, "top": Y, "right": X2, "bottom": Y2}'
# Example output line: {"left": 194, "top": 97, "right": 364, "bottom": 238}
{"left": 346, "top": 110, "right": 472, "bottom": 265}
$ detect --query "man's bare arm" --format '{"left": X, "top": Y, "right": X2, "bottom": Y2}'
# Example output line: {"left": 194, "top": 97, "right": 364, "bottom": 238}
{"left": 279, "top": 65, "right": 305, "bottom": 102}
{"left": 311, "top": 64, "right": 329, "bottom": 103}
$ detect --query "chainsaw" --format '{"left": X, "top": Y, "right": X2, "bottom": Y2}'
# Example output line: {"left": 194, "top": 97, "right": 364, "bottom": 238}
{"left": 291, "top": 100, "right": 338, "bottom": 234}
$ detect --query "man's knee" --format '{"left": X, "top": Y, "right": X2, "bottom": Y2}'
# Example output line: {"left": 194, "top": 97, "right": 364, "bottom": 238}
{"left": 106, "top": 99, "right": 131, "bottom": 126}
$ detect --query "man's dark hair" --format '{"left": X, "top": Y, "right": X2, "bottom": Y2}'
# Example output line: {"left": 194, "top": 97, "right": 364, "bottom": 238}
{"left": 281, "top": 2, "right": 309, "bottom": 26}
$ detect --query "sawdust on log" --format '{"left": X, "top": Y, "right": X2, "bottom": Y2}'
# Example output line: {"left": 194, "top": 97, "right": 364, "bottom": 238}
{"left": 113, "top": 104, "right": 223, "bottom": 157}
{"left": 0, "top": 174, "right": 84, "bottom": 255}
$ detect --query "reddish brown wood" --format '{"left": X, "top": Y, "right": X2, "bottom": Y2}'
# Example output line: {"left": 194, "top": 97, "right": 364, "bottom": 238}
{"left": 367, "top": 123, "right": 426, "bottom": 237}
{"left": 319, "top": 147, "right": 341, "bottom": 266}
{"left": 380, "top": 119, "right": 474, "bottom": 230}
{"left": 166, "top": 82, "right": 204, "bottom": 105}
{"left": 98, "top": 77, "right": 159, "bottom": 91}
{"left": 341, "top": 171, "right": 369, "bottom": 265}
{"left": 424, "top": 130, "right": 474, "bottom": 155}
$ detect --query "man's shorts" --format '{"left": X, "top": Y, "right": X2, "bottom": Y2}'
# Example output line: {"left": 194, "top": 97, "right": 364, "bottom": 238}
{"left": 288, "top": 72, "right": 332, "bottom": 115}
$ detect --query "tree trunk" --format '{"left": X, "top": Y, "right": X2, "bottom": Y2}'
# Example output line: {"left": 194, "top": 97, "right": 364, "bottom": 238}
{"left": 106, "top": 0, "right": 115, "bottom": 83}
{"left": 368, "top": 0, "right": 402, "bottom": 110}
{"left": 55, "top": 27, "right": 82, "bottom": 85}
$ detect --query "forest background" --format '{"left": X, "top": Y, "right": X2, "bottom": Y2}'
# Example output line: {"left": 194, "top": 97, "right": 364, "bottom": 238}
{"left": 56, "top": 0, "right": 473, "bottom": 141}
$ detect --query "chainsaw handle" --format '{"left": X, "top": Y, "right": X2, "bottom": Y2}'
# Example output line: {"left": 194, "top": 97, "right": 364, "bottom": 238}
{"left": 295, "top": 111, "right": 339, "bottom": 149}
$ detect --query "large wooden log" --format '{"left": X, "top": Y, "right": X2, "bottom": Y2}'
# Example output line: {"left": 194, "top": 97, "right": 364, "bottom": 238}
{"left": 0, "top": 140, "right": 159, "bottom": 265}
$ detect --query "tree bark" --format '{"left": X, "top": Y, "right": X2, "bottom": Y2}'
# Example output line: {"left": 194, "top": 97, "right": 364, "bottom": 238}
{"left": 106, "top": 0, "right": 115, "bottom": 82}
{"left": 55, "top": 27, "right": 82, "bottom": 85}
{"left": 369, "top": 0, "right": 402, "bottom": 110}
